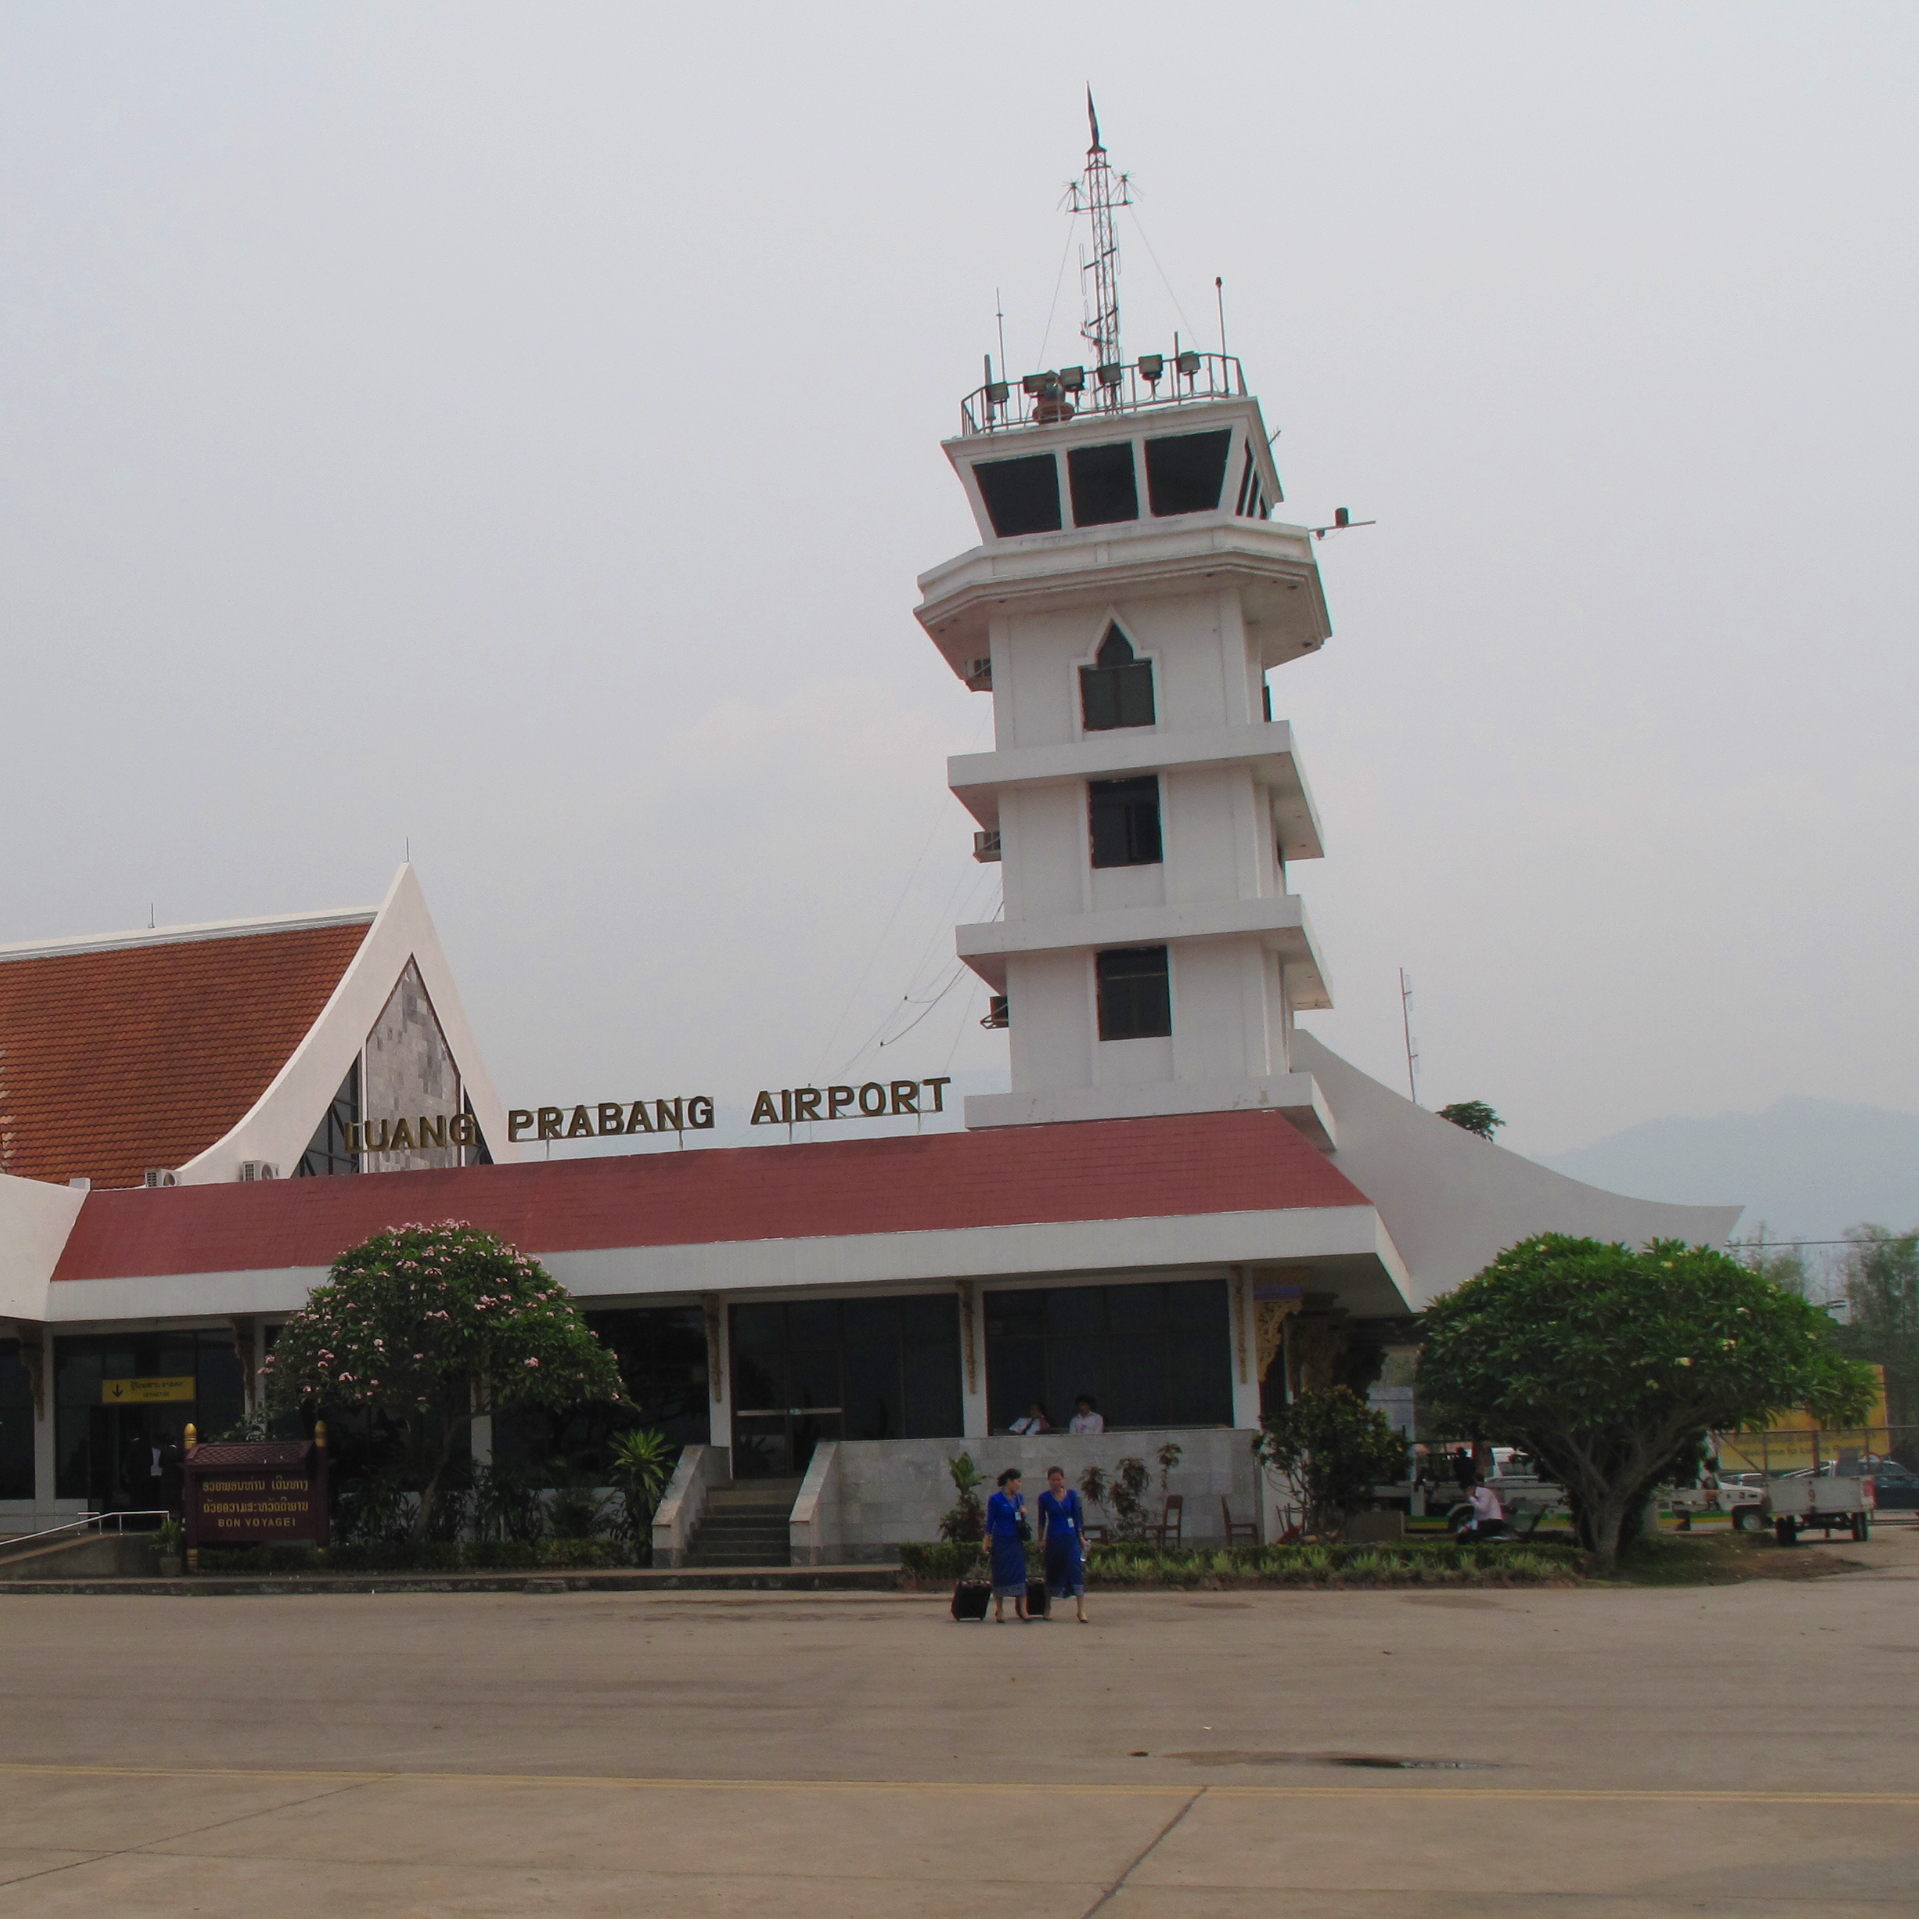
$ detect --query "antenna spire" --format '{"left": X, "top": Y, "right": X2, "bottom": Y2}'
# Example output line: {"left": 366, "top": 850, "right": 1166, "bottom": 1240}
{"left": 1070, "top": 92, "right": 1130, "bottom": 388}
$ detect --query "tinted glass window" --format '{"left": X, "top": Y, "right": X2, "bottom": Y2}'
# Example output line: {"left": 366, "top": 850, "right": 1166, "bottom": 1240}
{"left": 982, "top": 1279, "right": 1232, "bottom": 1430}
{"left": 976, "top": 454, "right": 1063, "bottom": 536}
{"left": 1089, "top": 777, "right": 1162, "bottom": 868}
{"left": 1067, "top": 441, "right": 1139, "bottom": 526}
{"left": 0, "top": 1342, "right": 33, "bottom": 1500}
{"left": 1080, "top": 624, "right": 1155, "bottom": 731}
{"left": 1096, "top": 945, "right": 1171, "bottom": 1041}
{"left": 1145, "top": 430, "right": 1232, "bottom": 516}
{"left": 726, "top": 1297, "right": 961, "bottom": 1443}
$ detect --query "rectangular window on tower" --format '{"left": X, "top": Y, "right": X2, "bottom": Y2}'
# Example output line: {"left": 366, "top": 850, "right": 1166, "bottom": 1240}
{"left": 1096, "top": 946, "right": 1172, "bottom": 1041}
{"left": 1145, "top": 429, "right": 1232, "bottom": 516}
{"left": 1067, "top": 442, "right": 1139, "bottom": 526}
{"left": 1088, "top": 776, "right": 1162, "bottom": 868}
{"left": 975, "top": 454, "right": 1063, "bottom": 537}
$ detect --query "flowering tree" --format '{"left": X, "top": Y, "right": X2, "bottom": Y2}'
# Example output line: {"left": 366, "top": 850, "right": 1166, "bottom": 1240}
{"left": 1419, "top": 1234, "right": 1876, "bottom": 1570}
{"left": 266, "top": 1221, "right": 624, "bottom": 1535}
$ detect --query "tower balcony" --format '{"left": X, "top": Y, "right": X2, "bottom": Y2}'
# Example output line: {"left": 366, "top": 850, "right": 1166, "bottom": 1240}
{"left": 949, "top": 719, "right": 1325, "bottom": 863}
{"left": 956, "top": 893, "right": 1332, "bottom": 1011}
{"left": 916, "top": 510, "right": 1331, "bottom": 679}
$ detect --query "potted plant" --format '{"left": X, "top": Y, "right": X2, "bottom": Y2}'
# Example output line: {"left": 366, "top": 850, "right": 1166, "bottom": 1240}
{"left": 154, "top": 1519, "right": 186, "bottom": 1577}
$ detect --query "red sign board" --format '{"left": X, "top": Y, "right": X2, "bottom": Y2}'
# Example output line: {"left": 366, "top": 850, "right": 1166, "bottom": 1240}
{"left": 183, "top": 1440, "right": 329, "bottom": 1549}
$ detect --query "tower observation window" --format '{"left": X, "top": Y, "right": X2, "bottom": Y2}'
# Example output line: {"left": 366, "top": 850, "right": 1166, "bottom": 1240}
{"left": 1096, "top": 946, "right": 1171, "bottom": 1041}
{"left": 1068, "top": 441, "right": 1139, "bottom": 526}
{"left": 1145, "top": 429, "right": 1232, "bottom": 516}
{"left": 976, "top": 454, "right": 1063, "bottom": 536}
{"left": 1080, "top": 625, "right": 1155, "bottom": 731}
{"left": 1088, "top": 776, "right": 1163, "bottom": 868}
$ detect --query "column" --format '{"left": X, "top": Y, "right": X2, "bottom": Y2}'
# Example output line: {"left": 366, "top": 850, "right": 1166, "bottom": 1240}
{"left": 702, "top": 1294, "right": 732, "bottom": 1469}
{"left": 31, "top": 1329, "right": 56, "bottom": 1527}
{"left": 958, "top": 1282, "right": 988, "bottom": 1439}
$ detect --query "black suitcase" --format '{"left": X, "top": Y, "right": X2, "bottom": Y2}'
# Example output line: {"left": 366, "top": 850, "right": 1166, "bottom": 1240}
{"left": 1026, "top": 1578, "right": 1049, "bottom": 1618}
{"left": 951, "top": 1579, "right": 991, "bottom": 1621}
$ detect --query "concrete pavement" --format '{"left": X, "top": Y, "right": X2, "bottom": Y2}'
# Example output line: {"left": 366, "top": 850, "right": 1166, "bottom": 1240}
{"left": 0, "top": 1530, "right": 1911, "bottom": 1915}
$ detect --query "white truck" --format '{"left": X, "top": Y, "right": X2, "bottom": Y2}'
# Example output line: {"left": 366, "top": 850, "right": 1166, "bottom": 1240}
{"left": 1764, "top": 1473, "right": 1875, "bottom": 1545}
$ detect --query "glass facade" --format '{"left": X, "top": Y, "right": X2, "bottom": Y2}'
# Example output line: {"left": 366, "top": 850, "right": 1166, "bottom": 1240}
{"left": 984, "top": 1279, "right": 1233, "bottom": 1431}
{"left": 495, "top": 1305, "right": 709, "bottom": 1479}
{"left": 731, "top": 1295, "right": 962, "bottom": 1476}
{"left": 296, "top": 1062, "right": 361, "bottom": 1178}
{"left": 53, "top": 1330, "right": 247, "bottom": 1505}
{"left": 0, "top": 1341, "right": 33, "bottom": 1501}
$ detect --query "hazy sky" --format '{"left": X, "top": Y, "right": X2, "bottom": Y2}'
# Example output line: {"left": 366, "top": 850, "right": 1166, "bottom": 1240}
{"left": 5, "top": 2, "right": 1915, "bottom": 1162}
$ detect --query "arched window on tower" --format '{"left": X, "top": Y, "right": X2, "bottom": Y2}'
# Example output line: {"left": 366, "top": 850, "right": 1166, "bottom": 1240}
{"left": 1079, "top": 625, "right": 1155, "bottom": 732}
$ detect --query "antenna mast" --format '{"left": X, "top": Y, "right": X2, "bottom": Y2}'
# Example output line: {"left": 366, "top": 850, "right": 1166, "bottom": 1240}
{"left": 1070, "top": 91, "right": 1130, "bottom": 393}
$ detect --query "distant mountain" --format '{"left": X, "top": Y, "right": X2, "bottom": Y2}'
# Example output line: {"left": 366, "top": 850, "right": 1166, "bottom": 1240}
{"left": 1533, "top": 1097, "right": 1919, "bottom": 1247}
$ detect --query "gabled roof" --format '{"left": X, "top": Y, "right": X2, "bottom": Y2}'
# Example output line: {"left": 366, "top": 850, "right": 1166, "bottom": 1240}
{"left": 0, "top": 912, "right": 372, "bottom": 1191}
{"left": 51, "top": 1107, "right": 1369, "bottom": 1281}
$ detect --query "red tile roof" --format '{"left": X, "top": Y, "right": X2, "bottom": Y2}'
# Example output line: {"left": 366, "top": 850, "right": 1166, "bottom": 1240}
{"left": 53, "top": 1108, "right": 1365, "bottom": 1281}
{"left": 0, "top": 921, "right": 369, "bottom": 1191}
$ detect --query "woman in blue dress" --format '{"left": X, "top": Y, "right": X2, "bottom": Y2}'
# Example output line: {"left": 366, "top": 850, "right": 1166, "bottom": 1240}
{"left": 983, "top": 1468, "right": 1029, "bottom": 1622}
{"left": 1037, "top": 1465, "right": 1089, "bottom": 1623}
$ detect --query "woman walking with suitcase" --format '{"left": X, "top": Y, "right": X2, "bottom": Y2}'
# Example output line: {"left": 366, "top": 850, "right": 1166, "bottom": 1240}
{"left": 984, "top": 1468, "right": 1030, "bottom": 1622}
{"left": 1038, "top": 1465, "right": 1089, "bottom": 1623}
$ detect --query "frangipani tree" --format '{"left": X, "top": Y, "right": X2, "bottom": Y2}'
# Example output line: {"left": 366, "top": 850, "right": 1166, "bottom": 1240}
{"left": 1419, "top": 1234, "right": 1877, "bottom": 1570}
{"left": 266, "top": 1221, "right": 624, "bottom": 1535}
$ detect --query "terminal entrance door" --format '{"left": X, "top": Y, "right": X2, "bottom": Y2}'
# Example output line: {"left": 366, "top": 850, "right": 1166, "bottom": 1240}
{"left": 728, "top": 1301, "right": 844, "bottom": 1480}
{"left": 730, "top": 1405, "right": 843, "bottom": 1481}
{"left": 86, "top": 1403, "right": 192, "bottom": 1519}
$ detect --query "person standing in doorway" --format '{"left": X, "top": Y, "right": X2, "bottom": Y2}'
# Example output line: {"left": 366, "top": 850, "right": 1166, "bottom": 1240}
{"left": 1037, "top": 1465, "right": 1089, "bottom": 1624}
{"left": 983, "top": 1468, "right": 1029, "bottom": 1622}
{"left": 157, "top": 1430, "right": 186, "bottom": 1518}
{"left": 1068, "top": 1395, "right": 1105, "bottom": 1435}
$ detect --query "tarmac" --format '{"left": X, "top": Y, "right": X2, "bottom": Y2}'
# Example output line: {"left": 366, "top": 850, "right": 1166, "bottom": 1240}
{"left": 0, "top": 1527, "right": 1911, "bottom": 1916}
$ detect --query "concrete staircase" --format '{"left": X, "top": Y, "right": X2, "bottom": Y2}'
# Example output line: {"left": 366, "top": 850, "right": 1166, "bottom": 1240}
{"left": 685, "top": 1479, "right": 800, "bottom": 1568}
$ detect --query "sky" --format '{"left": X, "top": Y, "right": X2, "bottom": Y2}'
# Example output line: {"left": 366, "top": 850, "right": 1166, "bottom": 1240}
{"left": 4, "top": 2, "right": 1916, "bottom": 1163}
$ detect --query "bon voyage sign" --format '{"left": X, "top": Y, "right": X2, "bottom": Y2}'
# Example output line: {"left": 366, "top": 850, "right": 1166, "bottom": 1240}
{"left": 183, "top": 1432, "right": 330, "bottom": 1553}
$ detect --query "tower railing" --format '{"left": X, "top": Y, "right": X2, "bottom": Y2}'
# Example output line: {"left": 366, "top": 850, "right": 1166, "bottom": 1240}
{"left": 959, "top": 351, "right": 1247, "bottom": 436}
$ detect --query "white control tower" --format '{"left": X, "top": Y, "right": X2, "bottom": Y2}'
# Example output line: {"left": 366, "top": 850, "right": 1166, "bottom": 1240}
{"left": 916, "top": 106, "right": 1336, "bottom": 1143}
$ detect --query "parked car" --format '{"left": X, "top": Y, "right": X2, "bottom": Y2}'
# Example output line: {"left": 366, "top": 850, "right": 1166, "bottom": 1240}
{"left": 1864, "top": 1461, "right": 1919, "bottom": 1510}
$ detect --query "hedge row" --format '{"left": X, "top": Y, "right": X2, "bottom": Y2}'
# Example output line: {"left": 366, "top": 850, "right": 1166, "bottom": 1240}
{"left": 192, "top": 1538, "right": 637, "bottom": 1575}
{"left": 897, "top": 1539, "right": 1585, "bottom": 1587}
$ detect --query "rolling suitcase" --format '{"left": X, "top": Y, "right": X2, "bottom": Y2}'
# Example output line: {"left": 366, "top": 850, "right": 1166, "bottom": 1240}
{"left": 1025, "top": 1577, "right": 1049, "bottom": 1619}
{"left": 950, "top": 1579, "right": 991, "bottom": 1621}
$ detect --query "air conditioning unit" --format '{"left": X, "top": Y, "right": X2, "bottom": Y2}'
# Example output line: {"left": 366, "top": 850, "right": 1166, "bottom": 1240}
{"left": 980, "top": 994, "right": 1010, "bottom": 1030}
{"left": 142, "top": 1169, "right": 178, "bottom": 1188}
{"left": 238, "top": 1160, "right": 279, "bottom": 1182}
{"left": 971, "top": 829, "right": 1001, "bottom": 863}
{"left": 964, "top": 657, "right": 993, "bottom": 691}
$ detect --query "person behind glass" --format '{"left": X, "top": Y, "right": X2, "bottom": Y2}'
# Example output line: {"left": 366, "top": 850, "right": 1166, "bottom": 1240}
{"left": 1009, "top": 1402, "right": 1051, "bottom": 1435}
{"left": 1068, "top": 1395, "right": 1105, "bottom": 1435}
{"left": 983, "top": 1468, "right": 1029, "bottom": 1622}
{"left": 1037, "top": 1465, "right": 1089, "bottom": 1624}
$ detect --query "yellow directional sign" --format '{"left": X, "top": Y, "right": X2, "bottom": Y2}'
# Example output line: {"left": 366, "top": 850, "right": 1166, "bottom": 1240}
{"left": 101, "top": 1376, "right": 195, "bottom": 1405}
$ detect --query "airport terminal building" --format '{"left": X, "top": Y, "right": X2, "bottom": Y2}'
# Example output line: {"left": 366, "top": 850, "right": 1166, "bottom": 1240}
{"left": 0, "top": 141, "right": 1736, "bottom": 1557}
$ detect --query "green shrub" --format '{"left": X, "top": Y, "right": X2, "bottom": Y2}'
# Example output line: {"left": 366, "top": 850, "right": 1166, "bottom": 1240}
{"left": 899, "top": 1540, "right": 985, "bottom": 1581}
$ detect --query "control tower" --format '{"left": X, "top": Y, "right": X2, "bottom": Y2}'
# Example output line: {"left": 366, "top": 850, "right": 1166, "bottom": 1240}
{"left": 917, "top": 106, "right": 1336, "bottom": 1142}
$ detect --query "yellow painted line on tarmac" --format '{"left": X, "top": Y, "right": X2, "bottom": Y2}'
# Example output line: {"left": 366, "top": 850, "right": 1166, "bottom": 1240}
{"left": 0, "top": 1760, "right": 1914, "bottom": 1806}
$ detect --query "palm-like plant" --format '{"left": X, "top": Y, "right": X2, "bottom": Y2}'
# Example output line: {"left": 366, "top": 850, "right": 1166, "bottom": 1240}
{"left": 608, "top": 1428, "right": 676, "bottom": 1546}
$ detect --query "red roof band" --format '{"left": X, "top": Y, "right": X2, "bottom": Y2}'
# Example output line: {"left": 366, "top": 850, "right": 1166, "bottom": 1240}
{"left": 52, "top": 1107, "right": 1364, "bottom": 1282}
